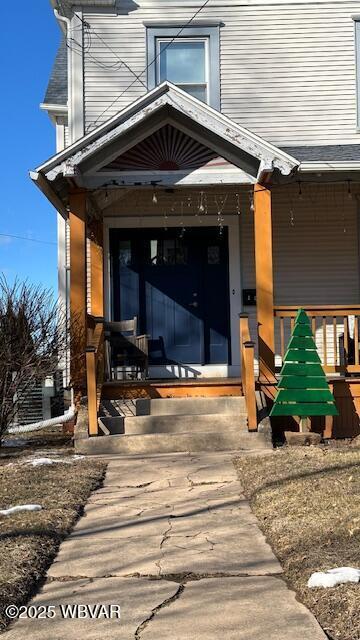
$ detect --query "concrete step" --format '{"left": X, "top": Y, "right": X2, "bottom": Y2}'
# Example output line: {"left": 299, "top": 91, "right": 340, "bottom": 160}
{"left": 76, "top": 430, "right": 271, "bottom": 455}
{"left": 126, "top": 413, "right": 247, "bottom": 434}
{"left": 98, "top": 413, "right": 248, "bottom": 436}
{"left": 135, "top": 396, "right": 246, "bottom": 416}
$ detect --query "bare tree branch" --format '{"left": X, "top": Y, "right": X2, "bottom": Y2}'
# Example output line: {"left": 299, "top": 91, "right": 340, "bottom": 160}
{"left": 0, "top": 276, "right": 83, "bottom": 438}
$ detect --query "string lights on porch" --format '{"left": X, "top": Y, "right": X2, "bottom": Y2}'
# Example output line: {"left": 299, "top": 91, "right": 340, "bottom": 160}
{"left": 214, "top": 194, "right": 228, "bottom": 235}
{"left": 163, "top": 210, "right": 169, "bottom": 231}
{"left": 145, "top": 189, "right": 251, "bottom": 237}
{"left": 198, "top": 191, "right": 207, "bottom": 215}
{"left": 236, "top": 192, "right": 241, "bottom": 215}
{"left": 93, "top": 180, "right": 358, "bottom": 240}
{"left": 179, "top": 200, "right": 186, "bottom": 238}
{"left": 249, "top": 192, "right": 255, "bottom": 213}
{"left": 298, "top": 181, "right": 303, "bottom": 200}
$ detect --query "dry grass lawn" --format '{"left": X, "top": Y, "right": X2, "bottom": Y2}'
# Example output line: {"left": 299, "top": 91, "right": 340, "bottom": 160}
{"left": 234, "top": 447, "right": 360, "bottom": 640}
{"left": 0, "top": 456, "right": 106, "bottom": 629}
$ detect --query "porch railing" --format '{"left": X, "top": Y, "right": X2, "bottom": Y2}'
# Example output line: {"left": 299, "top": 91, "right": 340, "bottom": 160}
{"left": 274, "top": 305, "right": 360, "bottom": 375}
{"left": 239, "top": 314, "right": 257, "bottom": 431}
{"left": 86, "top": 315, "right": 105, "bottom": 436}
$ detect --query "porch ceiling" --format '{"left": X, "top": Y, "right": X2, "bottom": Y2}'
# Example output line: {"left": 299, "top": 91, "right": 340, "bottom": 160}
{"left": 31, "top": 82, "right": 299, "bottom": 211}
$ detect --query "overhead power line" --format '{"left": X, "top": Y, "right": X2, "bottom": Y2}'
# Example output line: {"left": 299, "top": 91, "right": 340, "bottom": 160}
{"left": 57, "top": 0, "right": 212, "bottom": 131}
{"left": 60, "top": 0, "right": 146, "bottom": 82}
{"left": 84, "top": 0, "right": 212, "bottom": 131}
{"left": 0, "top": 233, "right": 56, "bottom": 246}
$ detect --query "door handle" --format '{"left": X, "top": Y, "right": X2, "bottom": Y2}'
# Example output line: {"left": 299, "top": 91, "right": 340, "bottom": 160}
{"left": 189, "top": 301, "right": 199, "bottom": 308}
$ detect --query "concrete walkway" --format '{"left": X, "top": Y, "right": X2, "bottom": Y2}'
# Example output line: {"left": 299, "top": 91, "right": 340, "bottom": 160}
{"left": 6, "top": 452, "right": 326, "bottom": 639}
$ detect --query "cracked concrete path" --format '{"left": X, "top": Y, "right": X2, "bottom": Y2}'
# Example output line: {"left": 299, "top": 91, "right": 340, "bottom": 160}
{"left": 5, "top": 452, "right": 326, "bottom": 639}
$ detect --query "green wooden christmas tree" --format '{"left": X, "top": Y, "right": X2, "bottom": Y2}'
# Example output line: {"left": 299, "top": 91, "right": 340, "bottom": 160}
{"left": 270, "top": 309, "right": 338, "bottom": 430}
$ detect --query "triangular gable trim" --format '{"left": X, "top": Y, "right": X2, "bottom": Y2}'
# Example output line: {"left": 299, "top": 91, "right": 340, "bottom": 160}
{"left": 35, "top": 82, "right": 299, "bottom": 183}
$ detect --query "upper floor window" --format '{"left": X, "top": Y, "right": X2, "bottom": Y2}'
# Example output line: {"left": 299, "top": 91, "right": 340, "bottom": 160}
{"left": 146, "top": 25, "right": 220, "bottom": 110}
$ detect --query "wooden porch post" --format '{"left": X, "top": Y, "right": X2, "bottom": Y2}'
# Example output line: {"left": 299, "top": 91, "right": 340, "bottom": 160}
{"left": 253, "top": 183, "right": 276, "bottom": 383}
{"left": 89, "top": 220, "right": 104, "bottom": 319}
{"left": 69, "top": 190, "right": 87, "bottom": 392}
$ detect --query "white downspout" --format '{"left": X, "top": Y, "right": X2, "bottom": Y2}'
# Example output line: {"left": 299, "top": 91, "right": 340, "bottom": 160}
{"left": 54, "top": 8, "right": 72, "bottom": 390}
{"left": 54, "top": 9, "right": 72, "bottom": 143}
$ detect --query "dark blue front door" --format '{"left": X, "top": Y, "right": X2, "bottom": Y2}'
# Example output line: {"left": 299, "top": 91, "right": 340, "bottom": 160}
{"left": 110, "top": 227, "right": 230, "bottom": 365}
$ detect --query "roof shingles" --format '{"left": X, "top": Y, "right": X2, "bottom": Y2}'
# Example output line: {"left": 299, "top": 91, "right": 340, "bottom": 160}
{"left": 44, "top": 38, "right": 68, "bottom": 106}
{"left": 281, "top": 145, "right": 360, "bottom": 162}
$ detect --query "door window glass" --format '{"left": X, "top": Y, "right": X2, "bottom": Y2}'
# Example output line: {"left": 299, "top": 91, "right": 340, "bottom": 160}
{"left": 207, "top": 245, "right": 220, "bottom": 265}
{"left": 119, "top": 240, "right": 132, "bottom": 266}
{"left": 148, "top": 238, "right": 188, "bottom": 265}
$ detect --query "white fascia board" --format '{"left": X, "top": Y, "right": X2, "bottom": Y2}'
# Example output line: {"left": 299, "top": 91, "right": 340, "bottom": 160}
{"left": 35, "top": 82, "right": 299, "bottom": 180}
{"left": 299, "top": 162, "right": 360, "bottom": 172}
{"left": 80, "top": 167, "right": 256, "bottom": 188}
{"left": 40, "top": 103, "right": 68, "bottom": 126}
{"left": 51, "top": 0, "right": 115, "bottom": 9}
{"left": 30, "top": 171, "right": 68, "bottom": 218}
{"left": 35, "top": 83, "right": 169, "bottom": 175}
{"left": 40, "top": 103, "right": 68, "bottom": 114}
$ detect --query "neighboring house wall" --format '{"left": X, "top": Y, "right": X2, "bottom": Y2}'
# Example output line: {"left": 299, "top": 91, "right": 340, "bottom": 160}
{"left": 81, "top": 1, "right": 360, "bottom": 145}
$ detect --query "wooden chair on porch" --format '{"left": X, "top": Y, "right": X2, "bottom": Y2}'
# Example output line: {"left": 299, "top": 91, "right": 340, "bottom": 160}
{"left": 104, "top": 317, "right": 149, "bottom": 380}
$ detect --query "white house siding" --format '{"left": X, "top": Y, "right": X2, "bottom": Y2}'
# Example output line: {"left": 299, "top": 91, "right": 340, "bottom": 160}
{"left": 82, "top": 1, "right": 360, "bottom": 145}
{"left": 272, "top": 184, "right": 359, "bottom": 305}
{"left": 64, "top": 125, "right": 70, "bottom": 148}
{"left": 240, "top": 183, "right": 360, "bottom": 367}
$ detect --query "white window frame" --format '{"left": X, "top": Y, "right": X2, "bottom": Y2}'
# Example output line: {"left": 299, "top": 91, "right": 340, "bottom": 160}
{"left": 156, "top": 37, "right": 209, "bottom": 104}
{"left": 146, "top": 24, "right": 220, "bottom": 110}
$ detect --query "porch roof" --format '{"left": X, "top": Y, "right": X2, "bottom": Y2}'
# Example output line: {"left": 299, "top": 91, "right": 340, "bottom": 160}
{"left": 282, "top": 144, "right": 360, "bottom": 162}
{"left": 31, "top": 82, "right": 299, "bottom": 213}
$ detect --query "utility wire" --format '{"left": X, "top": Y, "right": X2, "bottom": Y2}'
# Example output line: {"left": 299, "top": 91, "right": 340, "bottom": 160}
{"left": 85, "top": 0, "right": 212, "bottom": 131}
{"left": 58, "top": 0, "right": 212, "bottom": 131}
{"left": 59, "top": 0, "right": 146, "bottom": 82}
{"left": 0, "top": 233, "right": 56, "bottom": 246}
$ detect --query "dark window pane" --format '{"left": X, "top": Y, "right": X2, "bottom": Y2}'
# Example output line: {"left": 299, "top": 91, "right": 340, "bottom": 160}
{"left": 119, "top": 240, "right": 132, "bottom": 266}
{"left": 208, "top": 245, "right": 220, "bottom": 265}
{"left": 177, "top": 84, "right": 207, "bottom": 102}
{"left": 148, "top": 238, "right": 188, "bottom": 265}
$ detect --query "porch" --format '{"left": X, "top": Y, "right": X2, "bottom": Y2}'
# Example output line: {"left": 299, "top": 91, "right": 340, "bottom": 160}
{"left": 31, "top": 83, "right": 360, "bottom": 445}
{"left": 80, "top": 189, "right": 360, "bottom": 444}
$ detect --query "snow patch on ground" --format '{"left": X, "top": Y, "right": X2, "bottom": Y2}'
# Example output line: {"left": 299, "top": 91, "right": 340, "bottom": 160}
{"left": 308, "top": 567, "right": 360, "bottom": 588}
{"left": 28, "top": 455, "right": 85, "bottom": 467}
{"left": 0, "top": 505, "right": 43, "bottom": 516}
